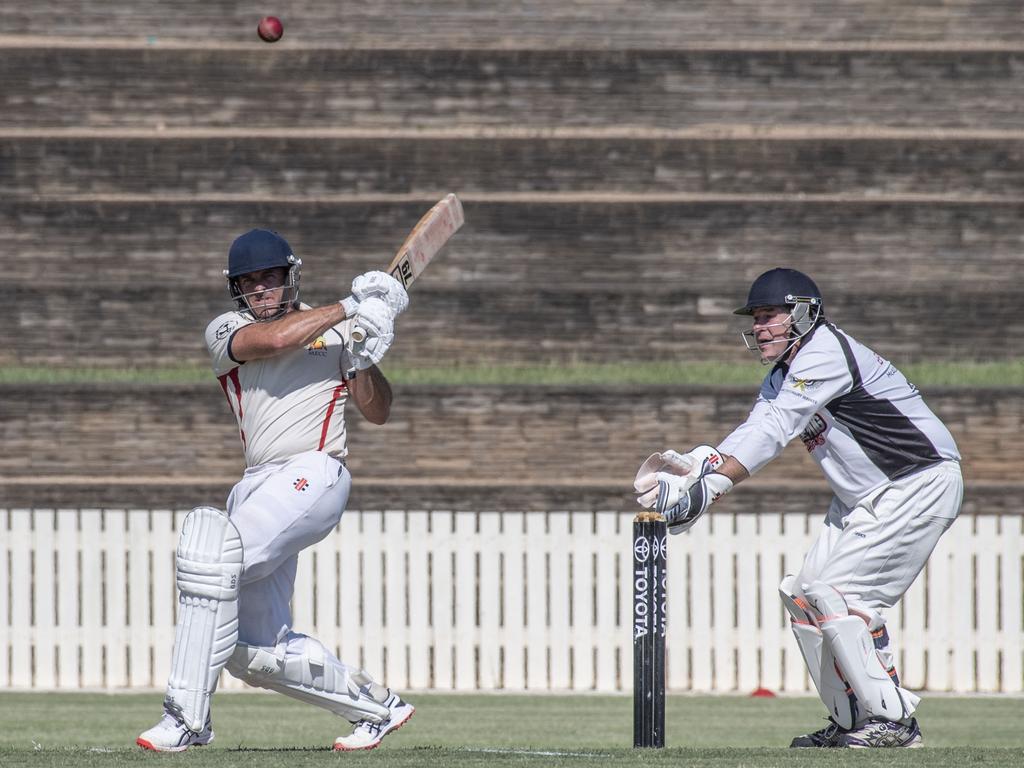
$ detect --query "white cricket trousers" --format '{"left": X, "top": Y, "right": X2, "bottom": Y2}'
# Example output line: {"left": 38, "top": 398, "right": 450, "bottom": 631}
{"left": 226, "top": 449, "right": 351, "bottom": 646}
{"left": 797, "top": 459, "right": 963, "bottom": 615}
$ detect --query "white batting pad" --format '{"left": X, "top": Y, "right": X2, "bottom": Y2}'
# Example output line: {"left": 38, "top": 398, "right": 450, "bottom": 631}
{"left": 803, "top": 580, "right": 919, "bottom": 728}
{"left": 227, "top": 631, "right": 391, "bottom": 724}
{"left": 165, "top": 506, "right": 243, "bottom": 731}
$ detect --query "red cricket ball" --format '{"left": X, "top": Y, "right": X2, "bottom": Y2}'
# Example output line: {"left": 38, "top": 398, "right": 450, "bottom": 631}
{"left": 257, "top": 16, "right": 284, "bottom": 43}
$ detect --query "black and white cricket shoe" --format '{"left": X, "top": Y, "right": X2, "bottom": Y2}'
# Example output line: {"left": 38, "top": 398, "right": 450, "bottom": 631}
{"left": 333, "top": 691, "right": 415, "bottom": 751}
{"left": 837, "top": 718, "right": 923, "bottom": 748}
{"left": 136, "top": 711, "right": 214, "bottom": 752}
{"left": 789, "top": 719, "right": 846, "bottom": 748}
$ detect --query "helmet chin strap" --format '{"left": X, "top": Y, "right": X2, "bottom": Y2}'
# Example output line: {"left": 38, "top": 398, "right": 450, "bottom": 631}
{"left": 759, "top": 337, "right": 801, "bottom": 366}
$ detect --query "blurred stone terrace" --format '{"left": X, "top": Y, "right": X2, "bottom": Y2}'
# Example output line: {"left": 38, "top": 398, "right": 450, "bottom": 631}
{"left": 1, "top": 1, "right": 1021, "bottom": 511}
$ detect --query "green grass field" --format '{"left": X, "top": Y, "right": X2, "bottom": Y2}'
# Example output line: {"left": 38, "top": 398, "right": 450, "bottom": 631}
{"left": 2, "top": 692, "right": 1022, "bottom": 767}
{"left": 3, "top": 360, "right": 1023, "bottom": 387}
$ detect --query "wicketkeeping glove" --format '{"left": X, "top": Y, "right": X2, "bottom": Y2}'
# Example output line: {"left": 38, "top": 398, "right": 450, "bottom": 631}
{"left": 634, "top": 449, "right": 695, "bottom": 508}
{"left": 634, "top": 445, "right": 723, "bottom": 507}
{"left": 658, "top": 466, "right": 733, "bottom": 534}
{"left": 634, "top": 444, "right": 729, "bottom": 533}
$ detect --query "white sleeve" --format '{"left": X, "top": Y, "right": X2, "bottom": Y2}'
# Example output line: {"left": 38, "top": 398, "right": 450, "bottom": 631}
{"left": 204, "top": 311, "right": 252, "bottom": 376}
{"left": 718, "top": 397, "right": 771, "bottom": 457}
{"left": 718, "top": 342, "right": 854, "bottom": 476}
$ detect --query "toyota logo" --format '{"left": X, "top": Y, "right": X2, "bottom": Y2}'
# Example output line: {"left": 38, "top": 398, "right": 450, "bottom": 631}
{"left": 634, "top": 537, "right": 650, "bottom": 562}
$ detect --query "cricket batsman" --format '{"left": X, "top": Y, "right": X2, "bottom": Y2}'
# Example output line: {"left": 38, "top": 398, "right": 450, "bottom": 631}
{"left": 634, "top": 268, "right": 962, "bottom": 748}
{"left": 137, "top": 229, "right": 414, "bottom": 752}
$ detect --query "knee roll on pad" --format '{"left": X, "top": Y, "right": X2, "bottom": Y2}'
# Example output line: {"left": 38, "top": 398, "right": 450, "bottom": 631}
{"left": 779, "top": 574, "right": 815, "bottom": 624}
{"left": 227, "top": 632, "right": 390, "bottom": 724}
{"left": 166, "top": 506, "right": 244, "bottom": 731}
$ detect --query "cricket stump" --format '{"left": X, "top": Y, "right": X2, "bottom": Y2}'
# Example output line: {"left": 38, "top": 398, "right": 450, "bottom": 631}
{"left": 632, "top": 511, "right": 667, "bottom": 748}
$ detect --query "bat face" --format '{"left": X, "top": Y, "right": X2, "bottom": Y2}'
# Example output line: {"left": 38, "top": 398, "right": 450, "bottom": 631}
{"left": 386, "top": 193, "right": 464, "bottom": 289}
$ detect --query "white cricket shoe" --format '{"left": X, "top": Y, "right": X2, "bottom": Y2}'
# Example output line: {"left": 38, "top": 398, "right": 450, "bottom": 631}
{"left": 136, "top": 711, "right": 214, "bottom": 752}
{"left": 333, "top": 692, "right": 415, "bottom": 751}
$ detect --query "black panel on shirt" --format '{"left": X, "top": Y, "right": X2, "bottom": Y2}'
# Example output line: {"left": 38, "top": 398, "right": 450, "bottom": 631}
{"left": 823, "top": 325, "right": 942, "bottom": 480}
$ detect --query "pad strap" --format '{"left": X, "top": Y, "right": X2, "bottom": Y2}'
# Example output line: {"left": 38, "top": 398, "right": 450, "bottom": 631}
{"left": 227, "top": 632, "right": 391, "bottom": 724}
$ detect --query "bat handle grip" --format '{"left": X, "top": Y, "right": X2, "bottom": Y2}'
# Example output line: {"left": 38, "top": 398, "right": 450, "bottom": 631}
{"left": 351, "top": 327, "right": 367, "bottom": 343}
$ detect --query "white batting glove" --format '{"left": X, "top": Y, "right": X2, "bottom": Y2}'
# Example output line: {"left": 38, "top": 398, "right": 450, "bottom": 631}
{"left": 349, "top": 297, "right": 395, "bottom": 368}
{"left": 351, "top": 270, "right": 409, "bottom": 316}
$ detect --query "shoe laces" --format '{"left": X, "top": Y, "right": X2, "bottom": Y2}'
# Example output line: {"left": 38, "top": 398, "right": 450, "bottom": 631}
{"left": 355, "top": 717, "right": 386, "bottom": 738}
{"left": 813, "top": 721, "right": 840, "bottom": 738}
{"left": 358, "top": 697, "right": 404, "bottom": 736}
{"left": 805, "top": 720, "right": 842, "bottom": 745}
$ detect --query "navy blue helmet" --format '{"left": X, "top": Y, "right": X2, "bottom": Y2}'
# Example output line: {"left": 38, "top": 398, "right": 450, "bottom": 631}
{"left": 734, "top": 268, "right": 823, "bottom": 318}
{"left": 736, "top": 268, "right": 825, "bottom": 361}
{"left": 224, "top": 229, "right": 302, "bottom": 320}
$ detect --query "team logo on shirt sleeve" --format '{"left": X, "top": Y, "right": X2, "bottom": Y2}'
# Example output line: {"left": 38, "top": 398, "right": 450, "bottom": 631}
{"left": 786, "top": 375, "right": 819, "bottom": 393}
{"left": 215, "top": 320, "right": 239, "bottom": 340}
{"left": 785, "top": 374, "right": 823, "bottom": 403}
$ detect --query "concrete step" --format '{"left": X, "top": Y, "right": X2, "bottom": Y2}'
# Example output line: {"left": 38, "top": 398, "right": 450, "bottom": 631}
{"left": 4, "top": 132, "right": 1024, "bottom": 198}
{"left": 5, "top": 198, "right": 1019, "bottom": 366}
{"left": 6, "top": 278, "right": 1018, "bottom": 368}
{"left": 4, "top": 1, "right": 1023, "bottom": 47}
{"left": 4, "top": 47, "right": 1024, "bottom": 130}
{"left": 0, "top": 384, "right": 1014, "bottom": 500}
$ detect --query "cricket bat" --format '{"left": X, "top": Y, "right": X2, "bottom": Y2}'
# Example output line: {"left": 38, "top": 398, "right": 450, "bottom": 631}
{"left": 351, "top": 193, "right": 465, "bottom": 342}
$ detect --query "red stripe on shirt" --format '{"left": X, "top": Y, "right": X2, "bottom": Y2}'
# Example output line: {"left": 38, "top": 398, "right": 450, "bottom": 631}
{"left": 217, "top": 368, "right": 247, "bottom": 448}
{"left": 318, "top": 384, "right": 346, "bottom": 451}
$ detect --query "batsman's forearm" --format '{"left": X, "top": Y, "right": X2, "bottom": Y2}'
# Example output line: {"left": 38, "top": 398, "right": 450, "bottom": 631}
{"left": 287, "top": 305, "right": 349, "bottom": 348}
{"left": 348, "top": 365, "right": 392, "bottom": 424}
{"left": 233, "top": 304, "right": 348, "bottom": 361}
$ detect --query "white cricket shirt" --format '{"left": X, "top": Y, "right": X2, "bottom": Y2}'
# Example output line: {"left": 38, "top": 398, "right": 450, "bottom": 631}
{"left": 205, "top": 306, "right": 354, "bottom": 468}
{"left": 718, "top": 322, "right": 960, "bottom": 507}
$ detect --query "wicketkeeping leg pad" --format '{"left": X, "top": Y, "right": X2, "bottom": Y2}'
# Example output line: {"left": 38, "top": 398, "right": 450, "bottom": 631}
{"left": 779, "top": 575, "right": 855, "bottom": 727}
{"left": 803, "top": 580, "right": 919, "bottom": 727}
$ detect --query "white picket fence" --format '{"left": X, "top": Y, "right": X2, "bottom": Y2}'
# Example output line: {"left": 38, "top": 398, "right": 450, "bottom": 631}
{"left": 1, "top": 508, "right": 1021, "bottom": 693}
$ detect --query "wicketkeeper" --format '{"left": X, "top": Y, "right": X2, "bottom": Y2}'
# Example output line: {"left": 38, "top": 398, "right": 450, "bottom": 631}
{"left": 138, "top": 229, "right": 414, "bottom": 752}
{"left": 634, "top": 268, "right": 962, "bottom": 748}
